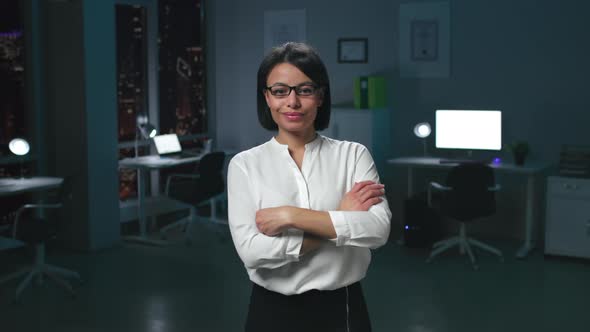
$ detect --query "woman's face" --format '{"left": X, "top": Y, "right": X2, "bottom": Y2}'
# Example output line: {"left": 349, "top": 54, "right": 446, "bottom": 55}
{"left": 264, "top": 63, "right": 323, "bottom": 136}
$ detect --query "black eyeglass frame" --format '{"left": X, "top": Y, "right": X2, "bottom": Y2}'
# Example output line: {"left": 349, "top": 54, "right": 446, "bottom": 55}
{"left": 264, "top": 83, "right": 322, "bottom": 97}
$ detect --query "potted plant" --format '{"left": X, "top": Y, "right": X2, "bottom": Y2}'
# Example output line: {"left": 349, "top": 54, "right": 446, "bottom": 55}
{"left": 505, "top": 141, "right": 530, "bottom": 166}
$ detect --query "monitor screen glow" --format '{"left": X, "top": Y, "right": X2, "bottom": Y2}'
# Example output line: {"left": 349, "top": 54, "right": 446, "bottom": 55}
{"left": 435, "top": 110, "right": 502, "bottom": 151}
{"left": 153, "top": 134, "right": 182, "bottom": 154}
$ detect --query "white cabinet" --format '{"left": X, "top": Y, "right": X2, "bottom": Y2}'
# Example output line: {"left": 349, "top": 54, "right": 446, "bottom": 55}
{"left": 320, "top": 106, "right": 392, "bottom": 174}
{"left": 320, "top": 108, "right": 373, "bottom": 152}
{"left": 545, "top": 176, "right": 590, "bottom": 258}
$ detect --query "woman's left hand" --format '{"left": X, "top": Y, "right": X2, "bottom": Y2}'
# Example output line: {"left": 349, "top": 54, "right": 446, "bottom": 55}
{"left": 255, "top": 206, "right": 295, "bottom": 236}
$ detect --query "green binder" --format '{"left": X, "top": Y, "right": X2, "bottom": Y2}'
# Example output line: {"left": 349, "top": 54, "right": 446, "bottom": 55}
{"left": 354, "top": 76, "right": 386, "bottom": 109}
{"left": 368, "top": 76, "right": 386, "bottom": 109}
{"left": 354, "top": 76, "right": 369, "bottom": 109}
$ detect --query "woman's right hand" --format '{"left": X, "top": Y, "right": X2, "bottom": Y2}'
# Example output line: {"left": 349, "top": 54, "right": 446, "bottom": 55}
{"left": 338, "top": 180, "right": 385, "bottom": 211}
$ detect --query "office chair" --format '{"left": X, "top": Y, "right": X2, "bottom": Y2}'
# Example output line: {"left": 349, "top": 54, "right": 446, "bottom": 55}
{"left": 426, "top": 163, "right": 503, "bottom": 269}
{"left": 162, "top": 151, "right": 227, "bottom": 241}
{"left": 0, "top": 176, "right": 81, "bottom": 301}
{"left": 0, "top": 194, "right": 26, "bottom": 234}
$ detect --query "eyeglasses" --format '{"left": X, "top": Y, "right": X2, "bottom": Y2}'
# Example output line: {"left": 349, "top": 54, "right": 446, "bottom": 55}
{"left": 265, "top": 83, "right": 320, "bottom": 97}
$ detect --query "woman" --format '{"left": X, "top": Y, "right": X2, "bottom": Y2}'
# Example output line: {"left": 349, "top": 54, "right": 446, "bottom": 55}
{"left": 227, "top": 42, "right": 391, "bottom": 332}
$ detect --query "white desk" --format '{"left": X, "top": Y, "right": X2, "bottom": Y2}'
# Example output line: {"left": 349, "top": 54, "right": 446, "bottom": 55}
{"left": 118, "top": 154, "right": 205, "bottom": 244}
{"left": 387, "top": 157, "right": 551, "bottom": 258}
{"left": 0, "top": 177, "right": 63, "bottom": 252}
{"left": 0, "top": 177, "right": 63, "bottom": 197}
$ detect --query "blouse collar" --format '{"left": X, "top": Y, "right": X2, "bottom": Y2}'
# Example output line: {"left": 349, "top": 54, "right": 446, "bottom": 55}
{"left": 270, "top": 134, "right": 322, "bottom": 152}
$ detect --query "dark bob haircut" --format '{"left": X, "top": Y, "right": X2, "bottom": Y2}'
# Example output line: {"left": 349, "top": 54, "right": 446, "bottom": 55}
{"left": 257, "top": 42, "right": 331, "bottom": 131}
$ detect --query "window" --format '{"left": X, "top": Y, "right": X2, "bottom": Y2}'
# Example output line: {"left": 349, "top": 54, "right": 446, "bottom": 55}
{"left": 116, "top": 0, "right": 206, "bottom": 200}
{"left": 0, "top": 1, "right": 27, "bottom": 175}
{"left": 158, "top": 0, "right": 207, "bottom": 142}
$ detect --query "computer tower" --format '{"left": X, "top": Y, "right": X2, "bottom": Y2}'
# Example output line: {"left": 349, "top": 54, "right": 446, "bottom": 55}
{"left": 403, "top": 195, "right": 441, "bottom": 248}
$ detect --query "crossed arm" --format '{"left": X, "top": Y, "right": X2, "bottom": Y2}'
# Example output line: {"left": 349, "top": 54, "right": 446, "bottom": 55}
{"left": 254, "top": 181, "right": 385, "bottom": 255}
{"left": 228, "top": 148, "right": 391, "bottom": 270}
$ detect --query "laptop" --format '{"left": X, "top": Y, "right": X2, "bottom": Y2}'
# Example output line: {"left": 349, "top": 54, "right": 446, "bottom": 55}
{"left": 152, "top": 134, "right": 193, "bottom": 159}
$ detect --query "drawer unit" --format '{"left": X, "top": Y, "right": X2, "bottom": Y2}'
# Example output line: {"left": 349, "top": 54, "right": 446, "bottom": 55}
{"left": 545, "top": 176, "right": 590, "bottom": 258}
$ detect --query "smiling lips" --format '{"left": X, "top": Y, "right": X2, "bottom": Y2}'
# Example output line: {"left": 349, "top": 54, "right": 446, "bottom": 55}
{"left": 282, "top": 112, "right": 304, "bottom": 120}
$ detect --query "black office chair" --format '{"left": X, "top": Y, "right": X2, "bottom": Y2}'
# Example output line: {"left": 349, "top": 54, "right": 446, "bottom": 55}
{"left": 426, "top": 163, "right": 503, "bottom": 269}
{"left": 0, "top": 194, "right": 26, "bottom": 234}
{"left": 162, "top": 152, "right": 227, "bottom": 240}
{"left": 0, "top": 176, "right": 81, "bottom": 301}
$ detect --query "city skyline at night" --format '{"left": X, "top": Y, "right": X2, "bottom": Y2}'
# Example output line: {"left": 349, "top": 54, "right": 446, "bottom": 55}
{"left": 0, "top": 1, "right": 26, "bottom": 158}
{"left": 116, "top": 0, "right": 206, "bottom": 200}
{"left": 0, "top": 1, "right": 28, "bottom": 179}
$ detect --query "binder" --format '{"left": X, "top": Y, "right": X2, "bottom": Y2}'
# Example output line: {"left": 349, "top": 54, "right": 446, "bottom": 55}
{"left": 368, "top": 76, "right": 386, "bottom": 109}
{"left": 354, "top": 76, "right": 369, "bottom": 109}
{"left": 354, "top": 76, "right": 386, "bottom": 109}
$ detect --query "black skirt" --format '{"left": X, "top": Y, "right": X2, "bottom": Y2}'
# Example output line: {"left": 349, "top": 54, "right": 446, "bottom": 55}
{"left": 245, "top": 282, "right": 371, "bottom": 332}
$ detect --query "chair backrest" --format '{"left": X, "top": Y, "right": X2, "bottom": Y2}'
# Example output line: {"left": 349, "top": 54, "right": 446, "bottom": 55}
{"left": 442, "top": 163, "right": 496, "bottom": 221}
{"left": 197, "top": 152, "right": 226, "bottom": 177}
{"left": 14, "top": 175, "right": 75, "bottom": 243}
{"left": 194, "top": 152, "right": 226, "bottom": 202}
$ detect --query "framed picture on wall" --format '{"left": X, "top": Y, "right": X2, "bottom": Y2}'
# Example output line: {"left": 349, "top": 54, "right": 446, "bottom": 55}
{"left": 337, "top": 38, "right": 368, "bottom": 63}
{"left": 411, "top": 19, "right": 438, "bottom": 61}
{"left": 399, "top": 2, "right": 450, "bottom": 77}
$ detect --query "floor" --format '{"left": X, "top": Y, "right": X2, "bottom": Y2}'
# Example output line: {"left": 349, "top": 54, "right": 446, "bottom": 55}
{"left": 1, "top": 219, "right": 589, "bottom": 332}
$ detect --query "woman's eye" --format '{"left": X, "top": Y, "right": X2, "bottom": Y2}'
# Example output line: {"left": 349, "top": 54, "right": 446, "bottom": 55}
{"left": 272, "top": 87, "right": 288, "bottom": 95}
{"left": 298, "top": 87, "right": 314, "bottom": 95}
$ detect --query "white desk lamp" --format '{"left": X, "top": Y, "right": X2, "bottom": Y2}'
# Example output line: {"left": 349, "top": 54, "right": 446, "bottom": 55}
{"left": 8, "top": 137, "right": 30, "bottom": 178}
{"left": 135, "top": 113, "right": 157, "bottom": 157}
{"left": 413, "top": 122, "right": 431, "bottom": 156}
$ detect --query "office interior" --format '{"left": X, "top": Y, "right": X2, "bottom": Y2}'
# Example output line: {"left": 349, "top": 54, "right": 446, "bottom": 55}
{"left": 1, "top": 0, "right": 589, "bottom": 331}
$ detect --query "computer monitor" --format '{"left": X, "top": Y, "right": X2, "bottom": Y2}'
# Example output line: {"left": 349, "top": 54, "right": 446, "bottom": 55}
{"left": 435, "top": 110, "right": 502, "bottom": 151}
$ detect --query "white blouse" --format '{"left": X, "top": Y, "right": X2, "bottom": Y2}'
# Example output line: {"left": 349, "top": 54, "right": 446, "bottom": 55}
{"left": 227, "top": 135, "right": 391, "bottom": 295}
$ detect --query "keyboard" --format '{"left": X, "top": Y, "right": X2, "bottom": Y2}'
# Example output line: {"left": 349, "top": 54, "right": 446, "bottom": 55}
{"left": 438, "top": 158, "right": 488, "bottom": 164}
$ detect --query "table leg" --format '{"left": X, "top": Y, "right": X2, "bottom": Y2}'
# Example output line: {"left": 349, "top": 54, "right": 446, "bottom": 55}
{"left": 123, "top": 168, "right": 168, "bottom": 246}
{"left": 137, "top": 168, "right": 146, "bottom": 237}
{"left": 516, "top": 174, "right": 536, "bottom": 258}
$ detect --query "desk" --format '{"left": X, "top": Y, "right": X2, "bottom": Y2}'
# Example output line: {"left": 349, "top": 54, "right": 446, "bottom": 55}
{"left": 387, "top": 157, "right": 551, "bottom": 258}
{"left": 0, "top": 178, "right": 63, "bottom": 265}
{"left": 0, "top": 177, "right": 63, "bottom": 197}
{"left": 1, "top": 177, "right": 64, "bottom": 247}
{"left": 118, "top": 154, "right": 204, "bottom": 244}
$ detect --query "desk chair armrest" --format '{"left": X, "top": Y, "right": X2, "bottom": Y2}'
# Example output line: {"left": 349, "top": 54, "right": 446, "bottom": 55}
{"left": 488, "top": 184, "right": 501, "bottom": 192}
{"left": 165, "top": 173, "right": 201, "bottom": 195}
{"left": 430, "top": 182, "right": 452, "bottom": 191}
{"left": 12, "top": 203, "right": 63, "bottom": 238}
{"left": 428, "top": 182, "right": 452, "bottom": 207}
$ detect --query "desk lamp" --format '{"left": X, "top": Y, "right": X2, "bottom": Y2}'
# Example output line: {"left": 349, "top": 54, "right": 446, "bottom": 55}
{"left": 135, "top": 113, "right": 157, "bottom": 157}
{"left": 8, "top": 138, "right": 30, "bottom": 178}
{"left": 413, "top": 122, "right": 431, "bottom": 156}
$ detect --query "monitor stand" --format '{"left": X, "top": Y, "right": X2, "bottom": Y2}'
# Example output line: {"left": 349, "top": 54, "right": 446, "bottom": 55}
{"left": 438, "top": 150, "right": 489, "bottom": 164}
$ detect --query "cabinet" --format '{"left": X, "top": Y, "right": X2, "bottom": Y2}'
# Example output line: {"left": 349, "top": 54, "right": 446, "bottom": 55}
{"left": 545, "top": 176, "right": 590, "bottom": 258}
{"left": 321, "top": 106, "right": 392, "bottom": 174}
